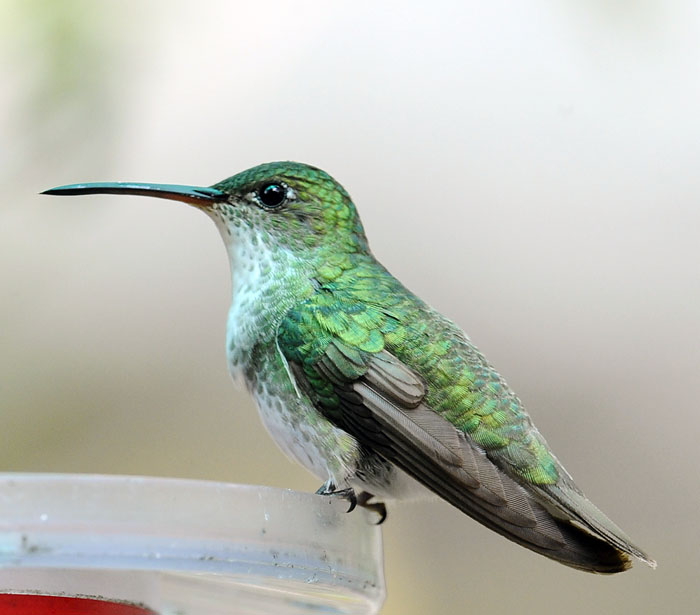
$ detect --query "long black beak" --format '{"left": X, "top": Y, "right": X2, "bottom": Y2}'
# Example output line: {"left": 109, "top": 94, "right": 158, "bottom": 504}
{"left": 41, "top": 182, "right": 226, "bottom": 206}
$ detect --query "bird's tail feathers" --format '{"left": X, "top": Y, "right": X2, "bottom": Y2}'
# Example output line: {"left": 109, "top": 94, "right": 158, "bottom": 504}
{"left": 539, "top": 484, "right": 656, "bottom": 569}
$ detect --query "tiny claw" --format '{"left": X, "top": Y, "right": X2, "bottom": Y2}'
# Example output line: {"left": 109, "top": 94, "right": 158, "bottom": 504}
{"left": 315, "top": 483, "right": 357, "bottom": 513}
{"left": 345, "top": 490, "right": 357, "bottom": 513}
{"left": 357, "top": 491, "right": 387, "bottom": 524}
{"left": 372, "top": 503, "right": 387, "bottom": 525}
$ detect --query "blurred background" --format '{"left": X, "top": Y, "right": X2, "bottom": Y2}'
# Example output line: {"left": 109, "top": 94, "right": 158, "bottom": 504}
{"left": 2, "top": 1, "right": 699, "bottom": 613}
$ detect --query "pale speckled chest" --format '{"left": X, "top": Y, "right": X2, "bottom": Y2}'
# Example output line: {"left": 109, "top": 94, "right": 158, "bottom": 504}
{"left": 209, "top": 206, "right": 312, "bottom": 383}
{"left": 208, "top": 206, "right": 362, "bottom": 483}
{"left": 206, "top": 204, "right": 427, "bottom": 494}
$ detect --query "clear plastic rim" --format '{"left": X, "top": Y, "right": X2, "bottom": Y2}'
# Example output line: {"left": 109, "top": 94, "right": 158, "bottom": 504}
{"left": 0, "top": 473, "right": 385, "bottom": 615}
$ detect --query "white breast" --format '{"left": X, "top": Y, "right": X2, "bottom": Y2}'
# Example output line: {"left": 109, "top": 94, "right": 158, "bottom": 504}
{"left": 213, "top": 220, "right": 303, "bottom": 381}
{"left": 208, "top": 209, "right": 361, "bottom": 486}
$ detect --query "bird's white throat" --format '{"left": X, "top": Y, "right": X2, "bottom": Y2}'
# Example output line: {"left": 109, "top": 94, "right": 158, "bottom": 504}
{"left": 210, "top": 213, "right": 312, "bottom": 382}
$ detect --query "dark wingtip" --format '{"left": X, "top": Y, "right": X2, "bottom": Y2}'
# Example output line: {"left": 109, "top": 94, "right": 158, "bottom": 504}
{"left": 584, "top": 547, "right": 633, "bottom": 575}
{"left": 548, "top": 519, "right": 638, "bottom": 574}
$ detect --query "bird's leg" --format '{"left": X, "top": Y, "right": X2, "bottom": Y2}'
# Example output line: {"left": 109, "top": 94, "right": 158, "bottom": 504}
{"left": 356, "top": 491, "right": 387, "bottom": 525}
{"left": 315, "top": 480, "right": 357, "bottom": 513}
{"left": 315, "top": 478, "right": 336, "bottom": 495}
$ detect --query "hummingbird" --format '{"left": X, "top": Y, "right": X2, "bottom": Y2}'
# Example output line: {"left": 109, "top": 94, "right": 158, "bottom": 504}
{"left": 44, "top": 161, "right": 654, "bottom": 573}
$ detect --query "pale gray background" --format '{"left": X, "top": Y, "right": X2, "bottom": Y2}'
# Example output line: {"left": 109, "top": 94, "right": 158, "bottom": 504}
{"left": 2, "top": 1, "right": 699, "bottom": 613}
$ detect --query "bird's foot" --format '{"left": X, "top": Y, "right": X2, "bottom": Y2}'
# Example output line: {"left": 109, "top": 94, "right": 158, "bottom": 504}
{"left": 315, "top": 481, "right": 357, "bottom": 513}
{"left": 315, "top": 479, "right": 336, "bottom": 496}
{"left": 357, "top": 491, "right": 387, "bottom": 525}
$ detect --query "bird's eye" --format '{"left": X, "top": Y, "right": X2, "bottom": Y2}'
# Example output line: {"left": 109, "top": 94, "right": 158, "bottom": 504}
{"left": 257, "top": 182, "right": 287, "bottom": 209}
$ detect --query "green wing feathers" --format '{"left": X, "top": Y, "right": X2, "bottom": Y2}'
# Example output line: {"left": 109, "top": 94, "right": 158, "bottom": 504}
{"left": 279, "top": 257, "right": 560, "bottom": 485}
{"left": 277, "top": 256, "right": 654, "bottom": 572}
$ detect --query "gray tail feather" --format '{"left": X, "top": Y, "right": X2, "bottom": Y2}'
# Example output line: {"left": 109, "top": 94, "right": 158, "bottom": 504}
{"left": 391, "top": 452, "right": 643, "bottom": 573}
{"left": 396, "top": 453, "right": 652, "bottom": 573}
{"left": 540, "top": 484, "right": 656, "bottom": 570}
{"left": 445, "top": 477, "right": 637, "bottom": 573}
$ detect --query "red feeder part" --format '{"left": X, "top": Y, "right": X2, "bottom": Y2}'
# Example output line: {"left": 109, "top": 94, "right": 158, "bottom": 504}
{"left": 0, "top": 594, "right": 156, "bottom": 615}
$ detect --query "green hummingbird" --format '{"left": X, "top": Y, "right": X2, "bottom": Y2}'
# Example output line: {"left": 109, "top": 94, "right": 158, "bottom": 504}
{"left": 44, "top": 161, "right": 654, "bottom": 573}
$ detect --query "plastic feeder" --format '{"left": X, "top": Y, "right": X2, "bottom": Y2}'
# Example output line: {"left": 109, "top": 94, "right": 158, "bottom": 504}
{"left": 0, "top": 474, "right": 385, "bottom": 614}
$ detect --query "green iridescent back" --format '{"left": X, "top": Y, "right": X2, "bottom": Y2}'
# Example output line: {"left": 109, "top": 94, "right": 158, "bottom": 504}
{"left": 275, "top": 214, "right": 561, "bottom": 488}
